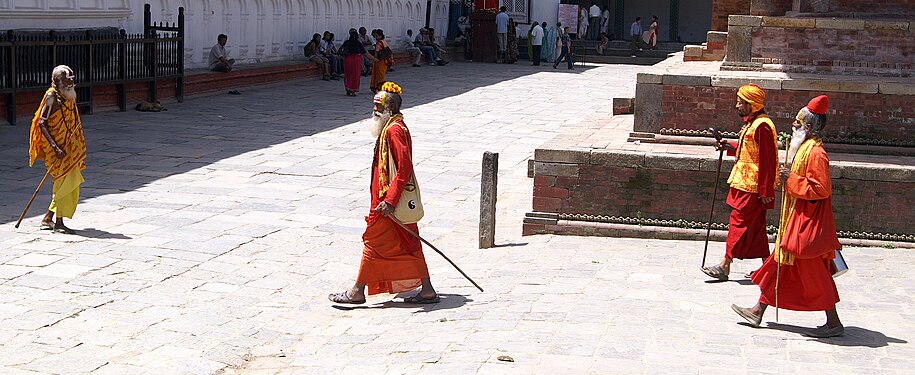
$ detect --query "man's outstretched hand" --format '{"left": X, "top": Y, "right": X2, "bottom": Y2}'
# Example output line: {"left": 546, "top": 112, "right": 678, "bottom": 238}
{"left": 715, "top": 139, "right": 736, "bottom": 152}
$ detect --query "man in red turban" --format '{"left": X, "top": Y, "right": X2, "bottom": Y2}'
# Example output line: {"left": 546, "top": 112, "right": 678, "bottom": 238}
{"left": 703, "top": 83, "right": 777, "bottom": 281}
{"left": 732, "top": 95, "right": 844, "bottom": 338}
{"left": 328, "top": 82, "right": 440, "bottom": 305}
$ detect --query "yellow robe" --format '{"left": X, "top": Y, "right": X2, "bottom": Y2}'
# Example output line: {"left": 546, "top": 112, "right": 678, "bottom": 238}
{"left": 28, "top": 87, "right": 87, "bottom": 218}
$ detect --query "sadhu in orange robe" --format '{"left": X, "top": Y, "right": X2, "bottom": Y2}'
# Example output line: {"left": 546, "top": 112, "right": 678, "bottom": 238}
{"left": 751, "top": 138, "right": 841, "bottom": 311}
{"left": 29, "top": 87, "right": 87, "bottom": 219}
{"left": 724, "top": 111, "right": 777, "bottom": 260}
{"left": 357, "top": 115, "right": 430, "bottom": 295}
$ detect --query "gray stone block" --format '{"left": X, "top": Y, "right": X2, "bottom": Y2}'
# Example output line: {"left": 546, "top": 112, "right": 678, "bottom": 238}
{"left": 633, "top": 83, "right": 662, "bottom": 133}
{"left": 781, "top": 79, "right": 841, "bottom": 92}
{"left": 711, "top": 76, "right": 782, "bottom": 90}
{"left": 662, "top": 74, "right": 712, "bottom": 86}
{"left": 479, "top": 152, "right": 498, "bottom": 249}
{"left": 816, "top": 18, "right": 864, "bottom": 30}
{"left": 637, "top": 73, "right": 663, "bottom": 84}
{"left": 535, "top": 148, "right": 591, "bottom": 164}
{"left": 725, "top": 26, "right": 753, "bottom": 63}
{"left": 590, "top": 151, "right": 646, "bottom": 167}
{"left": 645, "top": 154, "right": 703, "bottom": 171}
{"left": 879, "top": 83, "right": 915, "bottom": 95}
{"left": 728, "top": 15, "right": 762, "bottom": 27}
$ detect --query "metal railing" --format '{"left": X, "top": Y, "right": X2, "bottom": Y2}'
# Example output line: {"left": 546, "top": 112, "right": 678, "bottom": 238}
{"left": 1, "top": 4, "right": 184, "bottom": 125}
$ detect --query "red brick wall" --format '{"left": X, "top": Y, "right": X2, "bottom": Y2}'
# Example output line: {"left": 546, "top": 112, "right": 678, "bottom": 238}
{"left": 712, "top": 0, "right": 750, "bottom": 31}
{"left": 660, "top": 84, "right": 914, "bottom": 144}
{"left": 752, "top": 27, "right": 915, "bottom": 66}
{"left": 829, "top": 0, "right": 915, "bottom": 14}
{"left": 532, "top": 160, "right": 915, "bottom": 235}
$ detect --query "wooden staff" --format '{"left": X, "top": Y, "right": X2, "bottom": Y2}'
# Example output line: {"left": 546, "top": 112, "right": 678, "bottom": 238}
{"left": 14, "top": 170, "right": 51, "bottom": 229}
{"left": 701, "top": 127, "right": 735, "bottom": 270}
{"left": 775, "top": 134, "right": 792, "bottom": 322}
{"left": 390, "top": 216, "right": 484, "bottom": 293}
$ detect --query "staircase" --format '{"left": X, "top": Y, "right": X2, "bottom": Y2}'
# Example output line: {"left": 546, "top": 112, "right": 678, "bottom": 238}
{"left": 570, "top": 40, "right": 686, "bottom": 66}
{"left": 683, "top": 31, "right": 727, "bottom": 62}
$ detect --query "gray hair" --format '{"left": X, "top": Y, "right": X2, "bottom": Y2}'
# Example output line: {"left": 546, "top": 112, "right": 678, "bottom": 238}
{"left": 797, "top": 107, "right": 827, "bottom": 134}
{"left": 51, "top": 65, "right": 73, "bottom": 86}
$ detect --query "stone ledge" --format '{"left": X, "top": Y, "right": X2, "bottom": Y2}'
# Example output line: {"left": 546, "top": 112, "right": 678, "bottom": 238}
{"left": 710, "top": 76, "right": 782, "bottom": 90}
{"left": 706, "top": 31, "right": 728, "bottom": 44}
{"left": 590, "top": 151, "right": 645, "bottom": 168}
{"left": 661, "top": 74, "right": 711, "bottom": 86}
{"left": 636, "top": 73, "right": 663, "bottom": 84}
{"left": 815, "top": 18, "right": 866, "bottom": 30}
{"left": 534, "top": 148, "right": 591, "bottom": 164}
{"left": 879, "top": 83, "right": 915, "bottom": 95}
{"left": 761, "top": 16, "right": 816, "bottom": 28}
{"left": 781, "top": 79, "right": 842, "bottom": 92}
{"left": 729, "top": 15, "right": 762, "bottom": 27}
{"left": 865, "top": 20, "right": 910, "bottom": 31}
{"left": 533, "top": 162, "right": 580, "bottom": 177}
{"left": 644, "top": 153, "right": 704, "bottom": 171}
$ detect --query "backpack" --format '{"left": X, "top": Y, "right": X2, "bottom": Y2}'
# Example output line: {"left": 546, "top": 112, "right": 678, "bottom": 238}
{"left": 303, "top": 42, "right": 315, "bottom": 57}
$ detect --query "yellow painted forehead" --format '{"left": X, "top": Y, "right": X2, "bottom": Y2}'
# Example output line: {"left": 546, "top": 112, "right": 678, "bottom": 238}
{"left": 795, "top": 109, "right": 806, "bottom": 125}
{"left": 373, "top": 91, "right": 387, "bottom": 106}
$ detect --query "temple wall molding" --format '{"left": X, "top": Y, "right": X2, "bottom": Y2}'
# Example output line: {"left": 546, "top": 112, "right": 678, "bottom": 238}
{"left": 1, "top": 0, "right": 451, "bottom": 68}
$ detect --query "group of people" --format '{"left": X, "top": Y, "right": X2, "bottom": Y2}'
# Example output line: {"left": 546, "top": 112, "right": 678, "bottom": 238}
{"left": 494, "top": 7, "right": 573, "bottom": 68}
{"left": 703, "top": 83, "right": 845, "bottom": 338}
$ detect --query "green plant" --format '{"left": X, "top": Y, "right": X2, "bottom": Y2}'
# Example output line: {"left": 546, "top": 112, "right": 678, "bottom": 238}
{"left": 777, "top": 131, "right": 791, "bottom": 150}
{"left": 884, "top": 243, "right": 896, "bottom": 249}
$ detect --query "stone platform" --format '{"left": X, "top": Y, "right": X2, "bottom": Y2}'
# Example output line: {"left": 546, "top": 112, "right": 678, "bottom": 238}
{"left": 523, "top": 112, "right": 915, "bottom": 244}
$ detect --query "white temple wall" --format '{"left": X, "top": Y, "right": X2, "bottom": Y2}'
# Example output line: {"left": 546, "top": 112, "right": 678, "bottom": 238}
{"left": 1, "top": 0, "right": 450, "bottom": 69}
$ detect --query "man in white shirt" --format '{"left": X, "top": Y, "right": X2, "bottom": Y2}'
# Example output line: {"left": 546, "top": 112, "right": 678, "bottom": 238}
{"left": 403, "top": 29, "right": 422, "bottom": 67}
{"left": 530, "top": 21, "right": 544, "bottom": 66}
{"left": 208, "top": 34, "right": 235, "bottom": 72}
{"left": 589, "top": 2, "right": 602, "bottom": 40}
{"left": 495, "top": 6, "right": 509, "bottom": 63}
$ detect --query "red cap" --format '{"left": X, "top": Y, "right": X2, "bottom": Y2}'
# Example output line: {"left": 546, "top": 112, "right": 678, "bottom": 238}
{"left": 806, "top": 95, "right": 829, "bottom": 115}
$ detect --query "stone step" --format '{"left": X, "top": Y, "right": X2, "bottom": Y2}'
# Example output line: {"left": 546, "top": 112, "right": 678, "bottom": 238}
{"left": 577, "top": 55, "right": 666, "bottom": 65}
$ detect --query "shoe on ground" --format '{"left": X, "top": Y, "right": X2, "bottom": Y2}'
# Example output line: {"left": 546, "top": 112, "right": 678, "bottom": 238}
{"left": 412, "top": 64, "right": 421, "bottom": 67}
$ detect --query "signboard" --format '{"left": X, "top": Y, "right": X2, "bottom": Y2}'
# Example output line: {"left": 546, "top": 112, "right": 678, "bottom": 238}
{"left": 557, "top": 4, "right": 578, "bottom": 34}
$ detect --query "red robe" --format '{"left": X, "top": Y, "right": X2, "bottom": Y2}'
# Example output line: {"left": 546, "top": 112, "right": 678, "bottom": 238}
{"left": 724, "top": 116, "right": 776, "bottom": 260}
{"left": 751, "top": 143, "right": 840, "bottom": 311}
{"left": 356, "top": 119, "right": 430, "bottom": 295}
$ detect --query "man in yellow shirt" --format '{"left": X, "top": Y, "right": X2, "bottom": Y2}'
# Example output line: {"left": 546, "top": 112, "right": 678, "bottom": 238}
{"left": 29, "top": 65, "right": 87, "bottom": 234}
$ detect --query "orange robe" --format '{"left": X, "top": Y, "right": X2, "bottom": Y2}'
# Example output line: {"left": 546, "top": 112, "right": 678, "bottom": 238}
{"left": 370, "top": 40, "right": 390, "bottom": 91}
{"left": 356, "top": 118, "right": 429, "bottom": 295}
{"left": 751, "top": 141, "right": 840, "bottom": 311}
{"left": 724, "top": 115, "right": 776, "bottom": 260}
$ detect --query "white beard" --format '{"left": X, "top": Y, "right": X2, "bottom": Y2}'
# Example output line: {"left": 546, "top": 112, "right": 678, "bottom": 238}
{"left": 786, "top": 126, "right": 809, "bottom": 166}
{"left": 370, "top": 110, "right": 391, "bottom": 137}
{"left": 58, "top": 85, "right": 77, "bottom": 101}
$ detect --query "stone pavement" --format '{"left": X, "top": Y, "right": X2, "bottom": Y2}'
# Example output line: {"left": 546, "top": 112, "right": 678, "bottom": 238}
{"left": 0, "top": 62, "right": 912, "bottom": 374}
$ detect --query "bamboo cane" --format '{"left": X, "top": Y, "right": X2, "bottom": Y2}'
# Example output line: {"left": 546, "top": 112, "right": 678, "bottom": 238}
{"left": 390, "top": 216, "right": 484, "bottom": 293}
{"left": 701, "top": 128, "right": 734, "bottom": 271}
{"left": 775, "top": 134, "right": 792, "bottom": 323}
{"left": 14, "top": 169, "right": 52, "bottom": 229}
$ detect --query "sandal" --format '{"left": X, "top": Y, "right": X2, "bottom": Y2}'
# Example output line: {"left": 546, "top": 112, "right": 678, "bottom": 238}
{"left": 328, "top": 291, "right": 365, "bottom": 304}
{"left": 39, "top": 223, "right": 54, "bottom": 231}
{"left": 403, "top": 294, "right": 440, "bottom": 304}
{"left": 701, "top": 265, "right": 729, "bottom": 281}
{"left": 731, "top": 304, "right": 762, "bottom": 327}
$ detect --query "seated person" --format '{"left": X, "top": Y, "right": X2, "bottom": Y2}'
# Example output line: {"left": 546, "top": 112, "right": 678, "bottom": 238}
{"left": 416, "top": 28, "right": 446, "bottom": 66}
{"left": 596, "top": 32, "right": 610, "bottom": 55}
{"left": 320, "top": 31, "right": 343, "bottom": 77}
{"left": 305, "top": 33, "right": 334, "bottom": 80}
{"left": 427, "top": 28, "right": 448, "bottom": 62}
{"left": 403, "top": 29, "right": 423, "bottom": 67}
{"left": 208, "top": 34, "right": 236, "bottom": 72}
{"left": 453, "top": 31, "right": 467, "bottom": 47}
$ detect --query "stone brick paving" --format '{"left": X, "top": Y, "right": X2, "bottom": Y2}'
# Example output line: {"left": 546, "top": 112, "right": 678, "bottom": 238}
{"left": 0, "top": 62, "right": 912, "bottom": 374}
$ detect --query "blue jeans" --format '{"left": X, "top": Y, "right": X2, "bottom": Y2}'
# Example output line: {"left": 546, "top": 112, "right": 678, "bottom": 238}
{"left": 589, "top": 17, "right": 601, "bottom": 39}
{"left": 554, "top": 47, "right": 573, "bottom": 68}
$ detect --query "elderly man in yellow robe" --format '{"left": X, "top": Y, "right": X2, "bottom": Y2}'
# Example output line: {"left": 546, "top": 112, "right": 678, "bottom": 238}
{"left": 29, "top": 65, "right": 87, "bottom": 234}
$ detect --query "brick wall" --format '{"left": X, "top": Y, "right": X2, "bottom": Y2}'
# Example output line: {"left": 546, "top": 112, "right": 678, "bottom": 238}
{"left": 828, "top": 0, "right": 915, "bottom": 14}
{"left": 752, "top": 26, "right": 915, "bottom": 67}
{"left": 712, "top": 0, "right": 750, "bottom": 31}
{"left": 531, "top": 155, "right": 915, "bottom": 235}
{"left": 659, "top": 84, "right": 915, "bottom": 144}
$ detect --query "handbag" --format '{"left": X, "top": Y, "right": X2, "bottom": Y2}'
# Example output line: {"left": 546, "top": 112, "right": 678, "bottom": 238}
{"left": 386, "top": 150, "right": 424, "bottom": 224}
{"left": 377, "top": 45, "right": 393, "bottom": 60}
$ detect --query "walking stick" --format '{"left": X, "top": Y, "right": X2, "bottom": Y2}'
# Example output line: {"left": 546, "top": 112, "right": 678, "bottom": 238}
{"left": 14, "top": 169, "right": 52, "bottom": 229}
{"left": 701, "top": 128, "right": 734, "bottom": 270}
{"left": 390, "top": 217, "right": 484, "bottom": 292}
{"left": 775, "top": 134, "right": 792, "bottom": 323}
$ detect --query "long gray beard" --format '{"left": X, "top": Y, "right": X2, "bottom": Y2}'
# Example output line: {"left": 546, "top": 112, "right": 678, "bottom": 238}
{"left": 58, "top": 85, "right": 77, "bottom": 101}
{"left": 371, "top": 110, "right": 391, "bottom": 137}
{"left": 786, "top": 126, "right": 809, "bottom": 166}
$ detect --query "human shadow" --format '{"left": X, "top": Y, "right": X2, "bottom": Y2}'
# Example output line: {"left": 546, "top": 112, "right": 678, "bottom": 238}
{"left": 765, "top": 322, "right": 908, "bottom": 348}
{"left": 331, "top": 293, "right": 471, "bottom": 313}
{"left": 74, "top": 228, "right": 132, "bottom": 240}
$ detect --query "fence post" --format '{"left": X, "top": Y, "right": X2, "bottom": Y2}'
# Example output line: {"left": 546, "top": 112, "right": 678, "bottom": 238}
{"left": 479, "top": 152, "right": 498, "bottom": 249}
{"left": 118, "top": 29, "right": 127, "bottom": 111}
{"left": 177, "top": 6, "right": 185, "bottom": 102}
{"left": 85, "top": 29, "right": 94, "bottom": 114}
{"left": 6, "top": 30, "right": 16, "bottom": 125}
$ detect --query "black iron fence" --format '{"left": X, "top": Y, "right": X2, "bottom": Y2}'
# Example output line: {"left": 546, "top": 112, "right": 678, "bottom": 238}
{"left": 1, "top": 4, "right": 184, "bottom": 125}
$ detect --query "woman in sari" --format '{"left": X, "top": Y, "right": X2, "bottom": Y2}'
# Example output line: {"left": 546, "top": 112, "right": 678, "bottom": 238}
{"left": 342, "top": 29, "right": 375, "bottom": 96}
{"left": 507, "top": 19, "right": 519, "bottom": 64}
{"left": 527, "top": 23, "right": 533, "bottom": 61}
{"left": 541, "top": 21, "right": 557, "bottom": 64}
{"left": 370, "top": 29, "right": 392, "bottom": 93}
